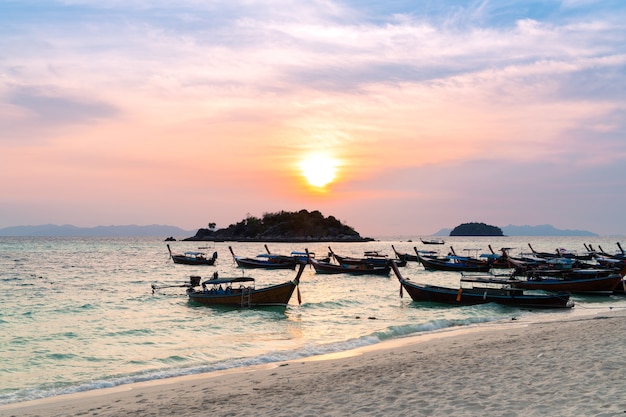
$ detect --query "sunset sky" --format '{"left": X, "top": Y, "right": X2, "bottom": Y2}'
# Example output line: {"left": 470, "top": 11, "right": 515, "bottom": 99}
{"left": 2, "top": 1, "right": 625, "bottom": 237}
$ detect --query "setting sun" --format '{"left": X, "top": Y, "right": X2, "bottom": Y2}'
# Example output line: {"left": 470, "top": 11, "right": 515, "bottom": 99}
{"left": 299, "top": 154, "right": 339, "bottom": 188}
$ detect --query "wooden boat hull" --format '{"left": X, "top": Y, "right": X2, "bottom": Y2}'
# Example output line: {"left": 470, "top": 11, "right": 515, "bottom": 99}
{"left": 310, "top": 259, "right": 390, "bottom": 275}
{"left": 509, "top": 274, "right": 623, "bottom": 294}
{"left": 187, "top": 264, "right": 305, "bottom": 307}
{"left": 229, "top": 245, "right": 297, "bottom": 269}
{"left": 168, "top": 244, "right": 217, "bottom": 265}
{"left": 399, "top": 280, "right": 572, "bottom": 308}
{"left": 389, "top": 261, "right": 571, "bottom": 309}
{"left": 420, "top": 238, "right": 445, "bottom": 245}
{"left": 233, "top": 258, "right": 296, "bottom": 269}
{"left": 171, "top": 255, "right": 216, "bottom": 265}
{"left": 327, "top": 247, "right": 390, "bottom": 267}
{"left": 418, "top": 254, "right": 491, "bottom": 272}
{"left": 333, "top": 256, "right": 389, "bottom": 267}
{"left": 331, "top": 256, "right": 405, "bottom": 268}
{"left": 188, "top": 280, "right": 299, "bottom": 307}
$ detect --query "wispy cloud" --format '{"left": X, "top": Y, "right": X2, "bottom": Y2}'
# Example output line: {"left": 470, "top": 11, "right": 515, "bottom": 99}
{"left": 1, "top": 0, "right": 625, "bottom": 233}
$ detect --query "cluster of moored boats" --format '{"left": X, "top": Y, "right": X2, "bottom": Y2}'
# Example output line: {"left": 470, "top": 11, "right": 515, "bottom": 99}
{"left": 155, "top": 242, "right": 626, "bottom": 309}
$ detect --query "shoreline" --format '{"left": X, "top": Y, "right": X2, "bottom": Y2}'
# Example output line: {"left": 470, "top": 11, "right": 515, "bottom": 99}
{"left": 3, "top": 309, "right": 625, "bottom": 417}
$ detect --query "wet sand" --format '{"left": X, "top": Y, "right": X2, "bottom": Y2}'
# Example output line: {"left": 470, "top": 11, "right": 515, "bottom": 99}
{"left": 2, "top": 310, "right": 625, "bottom": 417}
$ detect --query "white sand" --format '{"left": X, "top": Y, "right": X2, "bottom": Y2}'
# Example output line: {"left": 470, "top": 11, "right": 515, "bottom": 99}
{"left": 2, "top": 310, "right": 625, "bottom": 417}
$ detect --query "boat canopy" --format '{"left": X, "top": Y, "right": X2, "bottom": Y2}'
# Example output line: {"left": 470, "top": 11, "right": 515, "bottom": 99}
{"left": 447, "top": 255, "right": 477, "bottom": 261}
{"left": 256, "top": 254, "right": 285, "bottom": 259}
{"left": 201, "top": 277, "right": 255, "bottom": 286}
{"left": 184, "top": 251, "right": 206, "bottom": 256}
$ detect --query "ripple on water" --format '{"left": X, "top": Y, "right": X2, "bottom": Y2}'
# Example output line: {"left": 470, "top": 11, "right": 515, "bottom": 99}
{"left": 1, "top": 236, "right": 624, "bottom": 406}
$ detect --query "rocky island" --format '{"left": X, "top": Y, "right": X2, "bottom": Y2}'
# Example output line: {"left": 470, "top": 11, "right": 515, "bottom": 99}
{"left": 449, "top": 222, "right": 504, "bottom": 236}
{"left": 184, "top": 210, "right": 373, "bottom": 242}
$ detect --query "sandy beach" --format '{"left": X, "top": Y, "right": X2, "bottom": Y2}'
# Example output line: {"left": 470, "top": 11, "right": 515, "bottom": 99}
{"left": 2, "top": 310, "right": 625, "bottom": 417}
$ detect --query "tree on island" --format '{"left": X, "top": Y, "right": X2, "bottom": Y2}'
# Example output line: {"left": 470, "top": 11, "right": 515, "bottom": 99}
{"left": 450, "top": 222, "right": 504, "bottom": 236}
{"left": 186, "top": 209, "right": 372, "bottom": 242}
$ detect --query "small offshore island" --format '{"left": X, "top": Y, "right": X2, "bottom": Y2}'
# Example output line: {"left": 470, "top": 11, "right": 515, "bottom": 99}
{"left": 184, "top": 210, "right": 374, "bottom": 242}
{"left": 449, "top": 222, "right": 504, "bottom": 236}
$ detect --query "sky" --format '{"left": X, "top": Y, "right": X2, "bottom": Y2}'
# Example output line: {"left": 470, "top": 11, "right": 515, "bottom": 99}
{"left": 1, "top": 0, "right": 626, "bottom": 237}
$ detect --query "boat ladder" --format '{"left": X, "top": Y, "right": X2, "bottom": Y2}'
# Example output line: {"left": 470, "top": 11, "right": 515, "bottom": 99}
{"left": 240, "top": 288, "right": 252, "bottom": 307}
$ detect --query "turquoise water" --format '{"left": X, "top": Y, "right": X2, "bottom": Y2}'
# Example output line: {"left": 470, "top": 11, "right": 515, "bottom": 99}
{"left": 1, "top": 236, "right": 625, "bottom": 405}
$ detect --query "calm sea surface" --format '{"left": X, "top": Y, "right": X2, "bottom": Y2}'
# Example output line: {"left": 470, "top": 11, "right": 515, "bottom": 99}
{"left": 1, "top": 236, "right": 625, "bottom": 405}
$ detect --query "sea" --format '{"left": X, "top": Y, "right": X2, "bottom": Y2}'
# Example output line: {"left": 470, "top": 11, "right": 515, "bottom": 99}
{"left": 1, "top": 235, "right": 625, "bottom": 405}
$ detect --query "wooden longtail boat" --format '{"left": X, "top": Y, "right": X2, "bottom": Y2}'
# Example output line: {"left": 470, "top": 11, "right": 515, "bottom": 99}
{"left": 390, "top": 262, "right": 573, "bottom": 309}
{"left": 392, "top": 245, "right": 419, "bottom": 262}
{"left": 415, "top": 247, "right": 491, "bottom": 273}
{"left": 527, "top": 243, "right": 560, "bottom": 259}
{"left": 482, "top": 245, "right": 513, "bottom": 269}
{"left": 264, "top": 244, "right": 329, "bottom": 265}
{"left": 229, "top": 246, "right": 297, "bottom": 269}
{"left": 167, "top": 244, "right": 217, "bottom": 265}
{"left": 420, "top": 237, "right": 445, "bottom": 245}
{"left": 508, "top": 270, "right": 625, "bottom": 295}
{"left": 309, "top": 258, "right": 391, "bottom": 275}
{"left": 506, "top": 254, "right": 583, "bottom": 274}
{"left": 594, "top": 254, "right": 626, "bottom": 270}
{"left": 152, "top": 264, "right": 305, "bottom": 308}
{"left": 328, "top": 246, "right": 391, "bottom": 267}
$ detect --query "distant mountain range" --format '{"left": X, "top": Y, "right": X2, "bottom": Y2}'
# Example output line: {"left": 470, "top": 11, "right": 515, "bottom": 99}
{"left": 501, "top": 224, "right": 598, "bottom": 236}
{"left": 0, "top": 224, "right": 195, "bottom": 237}
{"left": 434, "top": 224, "right": 598, "bottom": 237}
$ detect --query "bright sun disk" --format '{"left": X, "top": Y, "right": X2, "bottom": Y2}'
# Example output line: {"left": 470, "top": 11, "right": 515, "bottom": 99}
{"left": 299, "top": 154, "right": 338, "bottom": 188}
